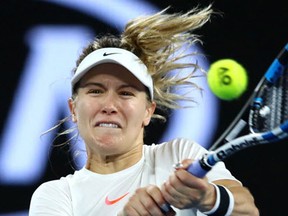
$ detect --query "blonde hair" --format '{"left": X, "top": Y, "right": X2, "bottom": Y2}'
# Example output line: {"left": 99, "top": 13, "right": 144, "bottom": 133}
{"left": 47, "top": 5, "right": 214, "bottom": 148}
{"left": 73, "top": 4, "right": 213, "bottom": 121}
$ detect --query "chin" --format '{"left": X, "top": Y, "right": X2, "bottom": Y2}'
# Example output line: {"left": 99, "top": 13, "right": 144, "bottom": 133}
{"left": 96, "top": 137, "right": 123, "bottom": 152}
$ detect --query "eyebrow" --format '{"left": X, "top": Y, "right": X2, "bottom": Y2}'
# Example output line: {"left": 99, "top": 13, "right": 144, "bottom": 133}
{"left": 80, "top": 82, "right": 103, "bottom": 88}
{"left": 80, "top": 82, "right": 143, "bottom": 91}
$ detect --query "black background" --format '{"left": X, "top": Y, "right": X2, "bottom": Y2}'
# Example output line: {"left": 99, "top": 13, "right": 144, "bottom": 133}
{"left": 0, "top": 0, "right": 287, "bottom": 215}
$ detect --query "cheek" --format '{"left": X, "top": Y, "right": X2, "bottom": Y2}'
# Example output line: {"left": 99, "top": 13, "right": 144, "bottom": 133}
{"left": 75, "top": 100, "right": 98, "bottom": 122}
{"left": 124, "top": 104, "right": 149, "bottom": 125}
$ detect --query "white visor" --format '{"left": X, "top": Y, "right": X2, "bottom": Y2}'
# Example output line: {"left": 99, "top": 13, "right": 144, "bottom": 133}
{"left": 71, "top": 47, "right": 153, "bottom": 99}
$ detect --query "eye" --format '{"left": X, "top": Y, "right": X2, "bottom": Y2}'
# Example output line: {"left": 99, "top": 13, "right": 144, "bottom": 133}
{"left": 120, "top": 90, "right": 134, "bottom": 97}
{"left": 88, "top": 89, "right": 103, "bottom": 94}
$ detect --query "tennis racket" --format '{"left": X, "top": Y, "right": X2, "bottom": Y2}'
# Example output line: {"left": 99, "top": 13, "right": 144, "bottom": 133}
{"left": 188, "top": 42, "right": 288, "bottom": 177}
{"left": 161, "top": 43, "right": 288, "bottom": 213}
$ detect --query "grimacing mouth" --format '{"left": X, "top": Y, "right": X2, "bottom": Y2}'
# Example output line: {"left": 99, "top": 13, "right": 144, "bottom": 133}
{"left": 95, "top": 121, "right": 121, "bottom": 128}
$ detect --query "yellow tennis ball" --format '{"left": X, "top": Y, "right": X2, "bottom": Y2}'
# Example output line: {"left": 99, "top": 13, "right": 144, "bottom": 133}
{"left": 207, "top": 59, "right": 248, "bottom": 100}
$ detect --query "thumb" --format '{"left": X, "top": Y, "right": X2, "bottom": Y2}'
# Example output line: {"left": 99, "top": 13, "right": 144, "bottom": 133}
{"left": 173, "top": 159, "right": 193, "bottom": 170}
{"left": 181, "top": 159, "right": 194, "bottom": 168}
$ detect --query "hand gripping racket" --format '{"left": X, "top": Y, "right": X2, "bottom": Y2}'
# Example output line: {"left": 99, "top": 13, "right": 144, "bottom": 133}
{"left": 161, "top": 43, "right": 288, "bottom": 213}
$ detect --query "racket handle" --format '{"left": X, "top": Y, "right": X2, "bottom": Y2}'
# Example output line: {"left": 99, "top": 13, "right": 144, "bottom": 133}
{"left": 186, "top": 159, "right": 210, "bottom": 178}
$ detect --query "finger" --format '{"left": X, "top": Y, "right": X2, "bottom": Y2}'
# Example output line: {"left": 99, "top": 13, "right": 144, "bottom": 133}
{"left": 168, "top": 170, "right": 194, "bottom": 195}
{"left": 124, "top": 189, "right": 152, "bottom": 216}
{"left": 129, "top": 186, "right": 167, "bottom": 216}
{"left": 161, "top": 177, "right": 188, "bottom": 205}
{"left": 144, "top": 185, "right": 170, "bottom": 215}
{"left": 175, "top": 169, "right": 207, "bottom": 189}
{"left": 173, "top": 159, "right": 194, "bottom": 171}
{"left": 121, "top": 204, "right": 140, "bottom": 216}
{"left": 146, "top": 185, "right": 166, "bottom": 204}
{"left": 179, "top": 159, "right": 194, "bottom": 168}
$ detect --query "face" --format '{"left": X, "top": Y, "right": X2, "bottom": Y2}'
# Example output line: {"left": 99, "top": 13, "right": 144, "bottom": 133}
{"left": 69, "top": 63, "right": 156, "bottom": 157}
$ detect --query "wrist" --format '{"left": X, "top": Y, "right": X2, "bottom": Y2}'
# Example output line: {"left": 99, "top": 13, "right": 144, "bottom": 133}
{"left": 201, "top": 183, "right": 234, "bottom": 216}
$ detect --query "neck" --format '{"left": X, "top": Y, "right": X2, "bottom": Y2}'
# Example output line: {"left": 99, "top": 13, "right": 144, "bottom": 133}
{"left": 85, "top": 145, "right": 143, "bottom": 174}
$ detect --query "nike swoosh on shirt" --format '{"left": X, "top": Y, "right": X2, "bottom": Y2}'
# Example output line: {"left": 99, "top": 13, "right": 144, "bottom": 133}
{"left": 105, "top": 192, "right": 129, "bottom": 205}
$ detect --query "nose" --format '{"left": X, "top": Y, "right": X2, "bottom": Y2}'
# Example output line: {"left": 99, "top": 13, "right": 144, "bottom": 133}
{"left": 101, "top": 106, "right": 117, "bottom": 115}
{"left": 101, "top": 93, "right": 118, "bottom": 115}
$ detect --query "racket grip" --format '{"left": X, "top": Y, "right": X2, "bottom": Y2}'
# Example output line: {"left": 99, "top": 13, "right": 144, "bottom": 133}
{"left": 186, "top": 159, "right": 209, "bottom": 178}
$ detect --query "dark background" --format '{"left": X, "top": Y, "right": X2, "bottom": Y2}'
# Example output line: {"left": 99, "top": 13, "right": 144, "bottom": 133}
{"left": 0, "top": 0, "right": 287, "bottom": 215}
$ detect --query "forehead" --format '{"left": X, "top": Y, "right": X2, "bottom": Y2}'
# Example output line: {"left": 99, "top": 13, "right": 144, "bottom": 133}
{"left": 80, "top": 63, "right": 144, "bottom": 86}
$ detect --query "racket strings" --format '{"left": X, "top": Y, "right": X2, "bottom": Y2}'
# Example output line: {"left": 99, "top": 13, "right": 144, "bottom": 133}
{"left": 269, "top": 85, "right": 282, "bottom": 128}
{"left": 250, "top": 73, "right": 288, "bottom": 132}
{"left": 282, "top": 72, "right": 288, "bottom": 120}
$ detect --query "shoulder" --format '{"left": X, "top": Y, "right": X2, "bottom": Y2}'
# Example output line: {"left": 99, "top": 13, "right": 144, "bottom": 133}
{"left": 29, "top": 177, "right": 73, "bottom": 215}
{"left": 31, "top": 177, "right": 71, "bottom": 200}
{"left": 32, "top": 169, "right": 86, "bottom": 195}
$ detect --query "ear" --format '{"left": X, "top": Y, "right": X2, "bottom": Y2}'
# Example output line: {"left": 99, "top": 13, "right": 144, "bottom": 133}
{"left": 68, "top": 98, "right": 77, "bottom": 122}
{"left": 143, "top": 101, "right": 156, "bottom": 126}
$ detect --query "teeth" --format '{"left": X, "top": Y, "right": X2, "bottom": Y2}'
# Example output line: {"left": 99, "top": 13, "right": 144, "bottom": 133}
{"left": 98, "top": 123, "right": 119, "bottom": 128}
